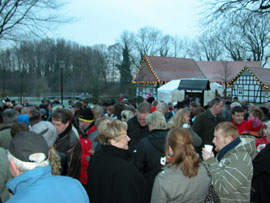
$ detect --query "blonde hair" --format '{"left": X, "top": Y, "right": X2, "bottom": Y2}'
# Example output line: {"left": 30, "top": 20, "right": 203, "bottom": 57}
{"left": 165, "top": 128, "right": 200, "bottom": 178}
{"left": 168, "top": 109, "right": 189, "bottom": 129}
{"left": 97, "top": 118, "right": 127, "bottom": 145}
{"left": 49, "top": 146, "right": 61, "bottom": 175}
{"left": 146, "top": 111, "right": 167, "bottom": 130}
{"left": 215, "top": 122, "right": 239, "bottom": 139}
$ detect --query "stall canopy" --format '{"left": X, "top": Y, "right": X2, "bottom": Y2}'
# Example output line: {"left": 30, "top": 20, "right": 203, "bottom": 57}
{"left": 178, "top": 78, "right": 210, "bottom": 91}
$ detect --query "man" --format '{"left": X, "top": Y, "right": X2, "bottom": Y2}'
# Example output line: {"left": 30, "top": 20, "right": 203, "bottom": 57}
{"left": 78, "top": 108, "right": 97, "bottom": 186}
{"left": 0, "top": 108, "right": 18, "bottom": 149}
{"left": 231, "top": 106, "right": 248, "bottom": 134}
{"left": 202, "top": 122, "right": 256, "bottom": 202}
{"left": 51, "top": 108, "right": 81, "bottom": 180}
{"left": 192, "top": 97, "right": 224, "bottom": 154}
{"left": 6, "top": 131, "right": 89, "bottom": 203}
{"left": 127, "top": 102, "right": 151, "bottom": 151}
{"left": 156, "top": 101, "right": 173, "bottom": 122}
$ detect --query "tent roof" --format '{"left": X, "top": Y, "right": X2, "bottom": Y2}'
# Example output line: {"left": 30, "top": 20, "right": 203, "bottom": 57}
{"left": 178, "top": 78, "right": 210, "bottom": 91}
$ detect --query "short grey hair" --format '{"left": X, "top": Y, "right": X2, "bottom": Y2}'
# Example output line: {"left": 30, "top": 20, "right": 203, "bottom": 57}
{"left": 2, "top": 108, "right": 19, "bottom": 123}
{"left": 156, "top": 101, "right": 169, "bottom": 114}
{"left": 7, "top": 151, "right": 49, "bottom": 173}
{"left": 146, "top": 111, "right": 167, "bottom": 130}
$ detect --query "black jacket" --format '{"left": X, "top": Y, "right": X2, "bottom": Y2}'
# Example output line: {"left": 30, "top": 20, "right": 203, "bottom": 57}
{"left": 127, "top": 116, "right": 150, "bottom": 151}
{"left": 54, "top": 124, "right": 81, "bottom": 180}
{"left": 133, "top": 129, "right": 169, "bottom": 202}
{"left": 86, "top": 145, "right": 147, "bottom": 203}
{"left": 251, "top": 144, "right": 270, "bottom": 202}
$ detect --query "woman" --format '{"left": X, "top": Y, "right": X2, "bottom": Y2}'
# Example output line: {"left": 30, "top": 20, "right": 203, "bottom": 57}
{"left": 86, "top": 118, "right": 146, "bottom": 203}
{"left": 168, "top": 108, "right": 202, "bottom": 147}
{"left": 133, "top": 111, "right": 169, "bottom": 202}
{"left": 151, "top": 128, "right": 210, "bottom": 203}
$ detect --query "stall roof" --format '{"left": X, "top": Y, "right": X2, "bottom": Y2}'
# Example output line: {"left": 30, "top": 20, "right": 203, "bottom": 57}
{"left": 178, "top": 78, "right": 210, "bottom": 91}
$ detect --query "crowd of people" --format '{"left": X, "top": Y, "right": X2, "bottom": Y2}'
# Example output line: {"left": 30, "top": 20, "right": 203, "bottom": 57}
{"left": 0, "top": 95, "right": 269, "bottom": 203}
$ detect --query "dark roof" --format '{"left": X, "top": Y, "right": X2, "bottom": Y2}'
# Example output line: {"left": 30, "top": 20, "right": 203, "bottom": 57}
{"left": 178, "top": 78, "right": 210, "bottom": 91}
{"left": 197, "top": 61, "right": 262, "bottom": 83}
{"left": 133, "top": 56, "right": 206, "bottom": 84}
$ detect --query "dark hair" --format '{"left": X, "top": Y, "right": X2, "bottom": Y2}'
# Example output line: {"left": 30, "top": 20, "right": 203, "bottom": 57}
{"left": 209, "top": 97, "right": 222, "bottom": 108}
{"left": 231, "top": 106, "right": 244, "bottom": 114}
{"left": 51, "top": 109, "right": 72, "bottom": 124}
{"left": 10, "top": 122, "right": 29, "bottom": 137}
{"left": 137, "top": 102, "right": 151, "bottom": 114}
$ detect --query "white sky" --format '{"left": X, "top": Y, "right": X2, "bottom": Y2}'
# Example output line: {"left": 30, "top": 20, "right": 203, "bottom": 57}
{"left": 53, "top": 0, "right": 202, "bottom": 46}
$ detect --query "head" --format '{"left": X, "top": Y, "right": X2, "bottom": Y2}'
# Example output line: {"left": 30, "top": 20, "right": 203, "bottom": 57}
{"left": 136, "top": 102, "right": 151, "bottom": 127}
{"left": 8, "top": 131, "right": 49, "bottom": 177}
{"left": 233, "top": 96, "right": 238, "bottom": 102}
{"left": 263, "top": 120, "right": 270, "bottom": 143}
{"left": 78, "top": 108, "right": 94, "bottom": 130}
{"left": 165, "top": 128, "right": 200, "bottom": 177}
{"left": 31, "top": 121, "right": 58, "bottom": 147}
{"left": 210, "top": 98, "right": 224, "bottom": 116}
{"left": 189, "top": 102, "right": 198, "bottom": 113}
{"left": 97, "top": 118, "right": 129, "bottom": 150}
{"left": 213, "top": 122, "right": 239, "bottom": 152}
{"left": 193, "top": 106, "right": 205, "bottom": 116}
{"left": 26, "top": 106, "right": 41, "bottom": 125}
{"left": 113, "top": 102, "right": 127, "bottom": 119}
{"left": 2, "top": 108, "right": 19, "bottom": 124}
{"left": 146, "top": 111, "right": 167, "bottom": 131}
{"left": 156, "top": 101, "right": 169, "bottom": 115}
{"left": 249, "top": 108, "right": 264, "bottom": 120}
{"left": 168, "top": 108, "right": 190, "bottom": 129}
{"left": 51, "top": 109, "right": 72, "bottom": 135}
{"left": 106, "top": 105, "right": 114, "bottom": 115}
{"left": 231, "top": 106, "right": 245, "bottom": 125}
{"left": 92, "top": 105, "right": 104, "bottom": 119}
{"left": 121, "top": 110, "right": 135, "bottom": 122}
{"left": 10, "top": 122, "right": 29, "bottom": 137}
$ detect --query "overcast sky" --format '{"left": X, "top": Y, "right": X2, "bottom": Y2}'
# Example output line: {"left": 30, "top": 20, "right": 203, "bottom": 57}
{"left": 53, "top": 0, "right": 202, "bottom": 46}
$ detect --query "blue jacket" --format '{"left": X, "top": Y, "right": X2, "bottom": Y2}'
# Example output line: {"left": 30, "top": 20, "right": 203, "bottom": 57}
{"left": 7, "top": 166, "right": 89, "bottom": 203}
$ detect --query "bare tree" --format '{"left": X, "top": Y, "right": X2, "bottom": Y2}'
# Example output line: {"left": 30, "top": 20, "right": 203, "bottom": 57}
{"left": 0, "top": 0, "right": 69, "bottom": 41}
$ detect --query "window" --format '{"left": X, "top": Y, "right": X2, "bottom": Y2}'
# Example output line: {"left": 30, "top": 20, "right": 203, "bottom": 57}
{"left": 238, "top": 88, "right": 243, "bottom": 95}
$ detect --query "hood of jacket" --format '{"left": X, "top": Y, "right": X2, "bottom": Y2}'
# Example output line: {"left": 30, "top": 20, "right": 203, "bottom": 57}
{"left": 223, "top": 135, "right": 256, "bottom": 160}
{"left": 147, "top": 129, "right": 169, "bottom": 152}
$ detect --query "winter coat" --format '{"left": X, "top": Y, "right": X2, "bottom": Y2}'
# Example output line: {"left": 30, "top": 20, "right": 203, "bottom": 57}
{"left": 80, "top": 122, "right": 97, "bottom": 185}
{"left": 127, "top": 116, "right": 150, "bottom": 151}
{"left": 205, "top": 135, "right": 256, "bottom": 203}
{"left": 7, "top": 166, "right": 89, "bottom": 203}
{"left": 0, "top": 147, "right": 11, "bottom": 202}
{"left": 151, "top": 163, "right": 210, "bottom": 203}
{"left": 54, "top": 124, "right": 81, "bottom": 180}
{"left": 251, "top": 144, "right": 270, "bottom": 202}
{"left": 180, "top": 124, "right": 202, "bottom": 147}
{"left": 0, "top": 123, "right": 13, "bottom": 149}
{"left": 133, "top": 129, "right": 169, "bottom": 202}
{"left": 192, "top": 109, "right": 224, "bottom": 154}
{"left": 86, "top": 145, "right": 147, "bottom": 203}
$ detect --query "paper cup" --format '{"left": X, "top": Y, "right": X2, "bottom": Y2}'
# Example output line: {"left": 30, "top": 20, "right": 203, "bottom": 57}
{"left": 204, "top": 144, "right": 213, "bottom": 152}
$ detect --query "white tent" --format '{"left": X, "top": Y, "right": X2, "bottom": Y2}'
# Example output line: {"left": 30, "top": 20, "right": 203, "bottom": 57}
{"left": 157, "top": 80, "right": 224, "bottom": 105}
{"left": 157, "top": 79, "right": 184, "bottom": 103}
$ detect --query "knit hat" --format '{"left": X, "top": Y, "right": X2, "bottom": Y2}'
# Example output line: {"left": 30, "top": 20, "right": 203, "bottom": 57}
{"left": 79, "top": 108, "right": 94, "bottom": 122}
{"left": 8, "top": 131, "right": 48, "bottom": 162}
{"left": 31, "top": 121, "right": 58, "bottom": 147}
{"left": 17, "top": 114, "right": 30, "bottom": 125}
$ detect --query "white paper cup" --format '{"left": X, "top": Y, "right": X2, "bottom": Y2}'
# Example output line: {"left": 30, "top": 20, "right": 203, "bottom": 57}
{"left": 204, "top": 144, "right": 213, "bottom": 152}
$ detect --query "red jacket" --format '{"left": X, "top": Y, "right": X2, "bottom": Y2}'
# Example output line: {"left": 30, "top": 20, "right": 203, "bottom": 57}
{"left": 80, "top": 124, "right": 97, "bottom": 185}
{"left": 231, "top": 120, "right": 248, "bottom": 135}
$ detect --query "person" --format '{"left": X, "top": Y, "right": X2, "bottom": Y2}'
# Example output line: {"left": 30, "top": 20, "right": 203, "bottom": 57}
{"left": 78, "top": 108, "right": 97, "bottom": 186}
{"left": 156, "top": 101, "right": 173, "bottom": 122}
{"left": 31, "top": 121, "right": 62, "bottom": 175}
{"left": 168, "top": 108, "right": 202, "bottom": 147}
{"left": 0, "top": 147, "right": 12, "bottom": 202}
{"left": 51, "top": 109, "right": 81, "bottom": 179}
{"left": 192, "top": 97, "right": 224, "bottom": 155}
{"left": 202, "top": 122, "right": 256, "bottom": 202}
{"left": 151, "top": 128, "right": 210, "bottom": 203}
{"left": 121, "top": 110, "right": 135, "bottom": 122}
{"left": 127, "top": 102, "right": 151, "bottom": 151}
{"left": 133, "top": 111, "right": 169, "bottom": 202}
{"left": 251, "top": 120, "right": 270, "bottom": 202}
{"left": 231, "top": 106, "right": 248, "bottom": 134}
{"left": 86, "top": 118, "right": 147, "bottom": 203}
{"left": 0, "top": 108, "right": 19, "bottom": 149}
{"left": 6, "top": 131, "right": 89, "bottom": 203}
{"left": 222, "top": 100, "right": 232, "bottom": 121}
